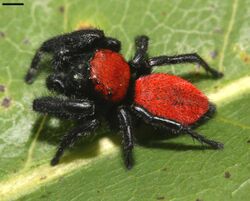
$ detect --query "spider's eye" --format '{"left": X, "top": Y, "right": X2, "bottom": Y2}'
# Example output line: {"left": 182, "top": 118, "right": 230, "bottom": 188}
{"left": 53, "top": 79, "right": 65, "bottom": 92}
{"left": 46, "top": 76, "right": 65, "bottom": 93}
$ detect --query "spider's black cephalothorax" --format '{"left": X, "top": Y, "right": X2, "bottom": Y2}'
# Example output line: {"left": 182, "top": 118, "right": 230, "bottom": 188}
{"left": 25, "top": 29, "right": 223, "bottom": 169}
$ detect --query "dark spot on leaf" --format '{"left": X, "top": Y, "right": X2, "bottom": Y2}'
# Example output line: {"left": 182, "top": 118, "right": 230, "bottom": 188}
{"left": 240, "top": 52, "right": 250, "bottom": 64}
{"left": 196, "top": 199, "right": 203, "bottom": 201}
{"left": 59, "top": 6, "right": 65, "bottom": 13}
{"left": 0, "top": 31, "right": 5, "bottom": 38}
{"left": 224, "top": 171, "right": 231, "bottom": 179}
{"left": 162, "top": 167, "right": 167, "bottom": 171}
{"left": 40, "top": 175, "right": 47, "bottom": 180}
{"left": 243, "top": 57, "right": 250, "bottom": 63}
{"left": 161, "top": 11, "right": 166, "bottom": 16}
{"left": 210, "top": 50, "right": 218, "bottom": 59}
{"left": 209, "top": 3, "right": 217, "bottom": 9}
{"left": 0, "top": 85, "right": 5, "bottom": 92}
{"left": 157, "top": 196, "right": 165, "bottom": 200}
{"left": 1, "top": 97, "right": 11, "bottom": 108}
{"left": 214, "top": 27, "right": 223, "bottom": 34}
{"left": 247, "top": 140, "right": 250, "bottom": 143}
{"left": 97, "top": 190, "right": 100, "bottom": 193}
{"left": 23, "top": 38, "right": 30, "bottom": 45}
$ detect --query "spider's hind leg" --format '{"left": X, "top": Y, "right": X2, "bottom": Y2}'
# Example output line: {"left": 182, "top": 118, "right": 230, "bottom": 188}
{"left": 184, "top": 128, "right": 223, "bottom": 149}
{"left": 148, "top": 53, "right": 223, "bottom": 78}
{"left": 132, "top": 105, "right": 223, "bottom": 150}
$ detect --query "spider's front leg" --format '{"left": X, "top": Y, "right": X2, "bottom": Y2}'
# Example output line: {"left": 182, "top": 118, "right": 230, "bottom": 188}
{"left": 117, "top": 106, "right": 135, "bottom": 169}
{"left": 25, "top": 29, "right": 104, "bottom": 84}
{"left": 33, "top": 97, "right": 95, "bottom": 119}
{"left": 33, "top": 96, "right": 99, "bottom": 165}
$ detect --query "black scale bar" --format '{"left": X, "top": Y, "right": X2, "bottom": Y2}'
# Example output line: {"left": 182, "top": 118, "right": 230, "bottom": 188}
{"left": 2, "top": 3, "right": 24, "bottom": 6}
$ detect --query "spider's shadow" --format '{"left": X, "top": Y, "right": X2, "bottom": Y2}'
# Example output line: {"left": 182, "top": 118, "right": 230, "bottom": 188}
{"left": 31, "top": 116, "right": 121, "bottom": 164}
{"left": 134, "top": 122, "right": 213, "bottom": 151}
{"left": 178, "top": 71, "right": 219, "bottom": 83}
{"left": 31, "top": 115, "right": 212, "bottom": 164}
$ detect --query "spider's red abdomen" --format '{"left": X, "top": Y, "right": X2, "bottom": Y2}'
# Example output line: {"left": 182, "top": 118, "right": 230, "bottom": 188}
{"left": 134, "top": 73, "right": 209, "bottom": 126}
{"left": 90, "top": 49, "right": 130, "bottom": 102}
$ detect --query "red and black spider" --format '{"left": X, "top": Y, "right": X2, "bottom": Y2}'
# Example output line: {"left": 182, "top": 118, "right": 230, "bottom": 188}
{"left": 25, "top": 29, "right": 224, "bottom": 169}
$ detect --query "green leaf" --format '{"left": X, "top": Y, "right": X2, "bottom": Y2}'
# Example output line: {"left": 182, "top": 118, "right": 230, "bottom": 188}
{"left": 0, "top": 0, "right": 250, "bottom": 200}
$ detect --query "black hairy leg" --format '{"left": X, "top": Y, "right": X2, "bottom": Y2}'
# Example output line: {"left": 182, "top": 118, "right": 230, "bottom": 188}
{"left": 148, "top": 53, "right": 223, "bottom": 78}
{"left": 129, "top": 35, "right": 151, "bottom": 76}
{"left": 51, "top": 119, "right": 99, "bottom": 166}
{"left": 117, "top": 106, "right": 135, "bottom": 169}
{"left": 131, "top": 105, "right": 223, "bottom": 149}
{"left": 183, "top": 128, "right": 224, "bottom": 149}
{"left": 130, "top": 35, "right": 149, "bottom": 67}
{"left": 128, "top": 35, "right": 222, "bottom": 78}
{"left": 50, "top": 37, "right": 121, "bottom": 73}
{"left": 33, "top": 97, "right": 95, "bottom": 120}
{"left": 25, "top": 29, "right": 123, "bottom": 84}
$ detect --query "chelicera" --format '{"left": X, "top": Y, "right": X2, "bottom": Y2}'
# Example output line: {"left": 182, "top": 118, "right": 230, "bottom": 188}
{"left": 25, "top": 29, "right": 224, "bottom": 169}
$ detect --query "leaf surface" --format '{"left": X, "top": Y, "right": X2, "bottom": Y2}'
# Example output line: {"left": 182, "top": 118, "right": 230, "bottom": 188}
{"left": 0, "top": 0, "right": 250, "bottom": 200}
